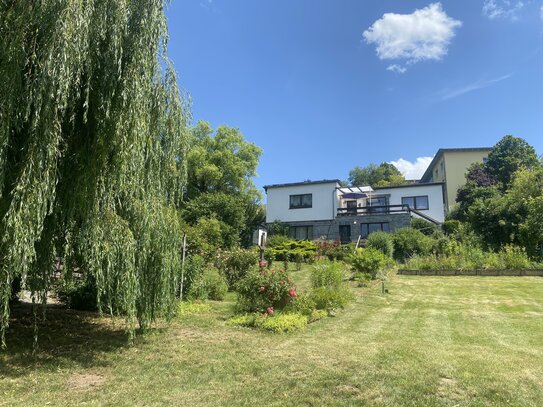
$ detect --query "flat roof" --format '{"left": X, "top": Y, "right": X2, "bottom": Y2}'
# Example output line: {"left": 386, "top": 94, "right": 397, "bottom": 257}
{"left": 420, "top": 147, "right": 492, "bottom": 182}
{"left": 263, "top": 179, "right": 341, "bottom": 192}
{"left": 373, "top": 181, "right": 445, "bottom": 190}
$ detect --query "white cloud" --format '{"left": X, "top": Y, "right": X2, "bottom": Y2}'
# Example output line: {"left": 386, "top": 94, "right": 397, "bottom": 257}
{"left": 386, "top": 64, "right": 407, "bottom": 74}
{"left": 439, "top": 73, "right": 513, "bottom": 100}
{"left": 363, "top": 3, "right": 461, "bottom": 71}
{"left": 390, "top": 157, "right": 434, "bottom": 180}
{"left": 482, "top": 0, "right": 524, "bottom": 20}
{"left": 540, "top": 5, "right": 543, "bottom": 19}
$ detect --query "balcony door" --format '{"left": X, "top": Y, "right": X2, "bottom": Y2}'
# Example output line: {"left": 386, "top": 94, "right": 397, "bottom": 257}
{"left": 368, "top": 196, "right": 388, "bottom": 213}
{"left": 346, "top": 200, "right": 357, "bottom": 215}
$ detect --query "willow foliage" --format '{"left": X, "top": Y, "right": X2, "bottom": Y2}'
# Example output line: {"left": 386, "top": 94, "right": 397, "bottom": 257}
{"left": 0, "top": 0, "right": 190, "bottom": 347}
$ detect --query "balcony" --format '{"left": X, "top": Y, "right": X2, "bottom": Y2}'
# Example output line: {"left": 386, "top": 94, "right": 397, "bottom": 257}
{"left": 336, "top": 204, "right": 410, "bottom": 217}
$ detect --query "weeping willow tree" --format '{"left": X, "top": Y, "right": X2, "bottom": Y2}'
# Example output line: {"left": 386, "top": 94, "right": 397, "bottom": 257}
{"left": 0, "top": 0, "right": 190, "bottom": 347}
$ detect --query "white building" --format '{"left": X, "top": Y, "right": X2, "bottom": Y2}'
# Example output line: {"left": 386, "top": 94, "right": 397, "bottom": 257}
{"left": 264, "top": 179, "right": 445, "bottom": 242}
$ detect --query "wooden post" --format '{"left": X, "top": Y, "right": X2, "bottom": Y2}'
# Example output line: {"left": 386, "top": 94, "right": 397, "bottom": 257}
{"left": 179, "top": 233, "right": 187, "bottom": 301}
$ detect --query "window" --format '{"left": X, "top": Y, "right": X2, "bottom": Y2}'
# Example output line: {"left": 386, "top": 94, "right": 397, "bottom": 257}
{"left": 402, "top": 195, "right": 429, "bottom": 210}
{"left": 361, "top": 223, "right": 389, "bottom": 238}
{"left": 367, "top": 196, "right": 388, "bottom": 213}
{"left": 289, "top": 226, "right": 313, "bottom": 240}
{"left": 289, "top": 194, "right": 312, "bottom": 209}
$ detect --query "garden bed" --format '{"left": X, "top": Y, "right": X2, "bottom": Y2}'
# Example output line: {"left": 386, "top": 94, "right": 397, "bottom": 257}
{"left": 398, "top": 269, "right": 543, "bottom": 276}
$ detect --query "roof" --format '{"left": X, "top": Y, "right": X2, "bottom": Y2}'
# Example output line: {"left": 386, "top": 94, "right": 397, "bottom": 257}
{"left": 373, "top": 182, "right": 445, "bottom": 190}
{"left": 263, "top": 179, "right": 341, "bottom": 192}
{"left": 420, "top": 147, "right": 492, "bottom": 182}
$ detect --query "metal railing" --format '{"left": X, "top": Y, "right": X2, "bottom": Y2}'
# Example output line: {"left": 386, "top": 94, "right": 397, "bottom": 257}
{"left": 337, "top": 204, "right": 410, "bottom": 216}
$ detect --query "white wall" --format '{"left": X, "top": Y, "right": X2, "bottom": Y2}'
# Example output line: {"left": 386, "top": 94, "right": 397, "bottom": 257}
{"left": 372, "top": 184, "right": 445, "bottom": 223}
{"left": 266, "top": 182, "right": 340, "bottom": 223}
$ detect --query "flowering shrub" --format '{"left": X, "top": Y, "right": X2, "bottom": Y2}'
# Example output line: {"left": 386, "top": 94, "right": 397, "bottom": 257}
{"left": 236, "top": 268, "right": 296, "bottom": 313}
{"left": 315, "top": 240, "right": 355, "bottom": 261}
{"left": 215, "top": 248, "right": 259, "bottom": 289}
{"left": 284, "top": 293, "right": 316, "bottom": 317}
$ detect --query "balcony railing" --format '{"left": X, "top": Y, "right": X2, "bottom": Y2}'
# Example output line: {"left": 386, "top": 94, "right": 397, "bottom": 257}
{"left": 336, "top": 204, "right": 410, "bottom": 217}
{"left": 337, "top": 204, "right": 441, "bottom": 225}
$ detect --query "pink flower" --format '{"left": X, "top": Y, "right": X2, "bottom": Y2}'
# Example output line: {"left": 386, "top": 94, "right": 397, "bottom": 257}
{"left": 289, "top": 288, "right": 297, "bottom": 298}
{"left": 266, "top": 307, "right": 274, "bottom": 315}
{"left": 259, "top": 286, "right": 265, "bottom": 293}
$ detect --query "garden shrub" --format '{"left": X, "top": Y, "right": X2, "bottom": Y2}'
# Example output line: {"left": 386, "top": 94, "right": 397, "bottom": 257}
{"left": 266, "top": 234, "right": 290, "bottom": 248}
{"left": 499, "top": 245, "right": 532, "bottom": 269}
{"left": 309, "top": 309, "right": 328, "bottom": 322}
{"left": 236, "top": 268, "right": 296, "bottom": 313}
{"left": 215, "top": 248, "right": 258, "bottom": 289}
{"left": 258, "top": 313, "right": 308, "bottom": 333}
{"left": 310, "top": 287, "right": 352, "bottom": 312}
{"left": 392, "top": 228, "right": 433, "bottom": 262}
{"left": 349, "top": 248, "right": 387, "bottom": 279}
{"left": 284, "top": 294, "right": 316, "bottom": 317}
{"left": 411, "top": 217, "right": 440, "bottom": 236}
{"left": 180, "top": 254, "right": 206, "bottom": 297}
{"left": 188, "top": 267, "right": 228, "bottom": 301}
{"left": 315, "top": 240, "right": 355, "bottom": 261}
{"left": 442, "top": 219, "right": 461, "bottom": 236}
{"left": 366, "top": 232, "right": 393, "bottom": 258}
{"left": 227, "top": 312, "right": 309, "bottom": 333}
{"left": 268, "top": 240, "right": 317, "bottom": 262}
{"left": 311, "top": 262, "right": 346, "bottom": 289}
{"left": 57, "top": 277, "right": 98, "bottom": 311}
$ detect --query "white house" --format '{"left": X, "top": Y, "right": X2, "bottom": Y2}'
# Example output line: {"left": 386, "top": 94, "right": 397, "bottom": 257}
{"left": 264, "top": 179, "right": 445, "bottom": 242}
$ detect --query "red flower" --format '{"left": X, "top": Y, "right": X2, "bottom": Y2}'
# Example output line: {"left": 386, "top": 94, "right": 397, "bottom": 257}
{"left": 266, "top": 307, "right": 274, "bottom": 315}
{"left": 289, "top": 288, "right": 297, "bottom": 298}
{"left": 259, "top": 286, "right": 265, "bottom": 293}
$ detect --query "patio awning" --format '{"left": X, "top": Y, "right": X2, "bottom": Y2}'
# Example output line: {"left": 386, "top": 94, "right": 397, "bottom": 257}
{"left": 342, "top": 193, "right": 368, "bottom": 199}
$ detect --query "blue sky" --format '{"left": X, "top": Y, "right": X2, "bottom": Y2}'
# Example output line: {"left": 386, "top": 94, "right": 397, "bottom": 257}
{"left": 166, "top": 0, "right": 543, "bottom": 189}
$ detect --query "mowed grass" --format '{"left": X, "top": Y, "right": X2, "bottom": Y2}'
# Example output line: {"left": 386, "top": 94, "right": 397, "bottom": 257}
{"left": 2, "top": 271, "right": 543, "bottom": 406}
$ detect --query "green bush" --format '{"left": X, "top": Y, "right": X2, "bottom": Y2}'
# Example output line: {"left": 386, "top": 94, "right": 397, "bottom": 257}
{"left": 310, "top": 287, "right": 352, "bottom": 311}
{"left": 315, "top": 240, "right": 355, "bottom": 261}
{"left": 268, "top": 240, "right": 317, "bottom": 262}
{"left": 311, "top": 262, "right": 346, "bottom": 289}
{"left": 188, "top": 268, "right": 228, "bottom": 301}
{"left": 227, "top": 312, "right": 309, "bottom": 333}
{"left": 57, "top": 277, "right": 98, "bottom": 311}
{"left": 354, "top": 272, "right": 372, "bottom": 287}
{"left": 284, "top": 294, "right": 316, "bottom": 317}
{"left": 215, "top": 248, "right": 258, "bottom": 289}
{"left": 366, "top": 232, "right": 393, "bottom": 258}
{"left": 266, "top": 234, "right": 290, "bottom": 248}
{"left": 392, "top": 228, "right": 433, "bottom": 262}
{"left": 442, "top": 219, "right": 461, "bottom": 236}
{"left": 258, "top": 313, "right": 308, "bottom": 333}
{"left": 309, "top": 309, "right": 328, "bottom": 322}
{"left": 411, "top": 217, "right": 440, "bottom": 236}
{"left": 349, "top": 248, "right": 387, "bottom": 280}
{"left": 180, "top": 254, "right": 206, "bottom": 297}
{"left": 236, "top": 268, "right": 296, "bottom": 313}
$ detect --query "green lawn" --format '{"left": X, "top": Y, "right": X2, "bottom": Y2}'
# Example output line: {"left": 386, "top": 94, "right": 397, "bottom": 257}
{"left": 2, "top": 270, "right": 543, "bottom": 406}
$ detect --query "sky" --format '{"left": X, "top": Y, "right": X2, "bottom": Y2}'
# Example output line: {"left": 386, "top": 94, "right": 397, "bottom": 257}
{"left": 166, "top": 0, "right": 543, "bottom": 190}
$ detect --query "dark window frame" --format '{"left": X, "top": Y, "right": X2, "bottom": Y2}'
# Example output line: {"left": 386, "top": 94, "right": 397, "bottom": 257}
{"left": 401, "top": 195, "right": 429, "bottom": 210}
{"left": 289, "top": 193, "right": 313, "bottom": 209}
{"left": 289, "top": 225, "right": 314, "bottom": 240}
{"left": 360, "top": 222, "right": 390, "bottom": 238}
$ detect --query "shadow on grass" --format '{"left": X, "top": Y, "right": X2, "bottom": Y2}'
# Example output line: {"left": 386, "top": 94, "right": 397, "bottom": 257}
{"left": 1, "top": 301, "right": 131, "bottom": 378}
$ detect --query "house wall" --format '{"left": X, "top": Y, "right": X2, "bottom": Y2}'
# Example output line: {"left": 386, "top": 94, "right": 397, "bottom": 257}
{"left": 373, "top": 183, "right": 445, "bottom": 223}
{"left": 442, "top": 150, "right": 490, "bottom": 212}
{"left": 278, "top": 213, "right": 411, "bottom": 242}
{"left": 265, "top": 182, "right": 340, "bottom": 223}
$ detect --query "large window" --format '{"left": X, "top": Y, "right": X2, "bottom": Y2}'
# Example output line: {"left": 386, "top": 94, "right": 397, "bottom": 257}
{"left": 368, "top": 196, "right": 388, "bottom": 213}
{"left": 401, "top": 196, "right": 429, "bottom": 210}
{"left": 360, "top": 223, "right": 389, "bottom": 238}
{"left": 289, "top": 193, "right": 312, "bottom": 209}
{"left": 289, "top": 225, "right": 313, "bottom": 240}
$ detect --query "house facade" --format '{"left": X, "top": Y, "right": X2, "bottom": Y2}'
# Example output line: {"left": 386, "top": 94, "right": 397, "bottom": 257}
{"left": 420, "top": 147, "right": 491, "bottom": 213}
{"left": 264, "top": 180, "right": 445, "bottom": 242}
